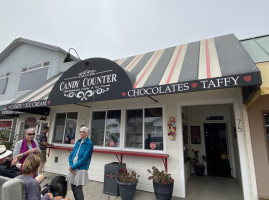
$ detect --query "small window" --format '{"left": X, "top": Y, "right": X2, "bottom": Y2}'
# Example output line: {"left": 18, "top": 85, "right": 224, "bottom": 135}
{"left": 18, "top": 62, "right": 50, "bottom": 92}
{"left": 91, "top": 110, "right": 121, "bottom": 147}
{"left": 52, "top": 112, "right": 78, "bottom": 144}
{"left": 0, "top": 72, "right": 10, "bottom": 95}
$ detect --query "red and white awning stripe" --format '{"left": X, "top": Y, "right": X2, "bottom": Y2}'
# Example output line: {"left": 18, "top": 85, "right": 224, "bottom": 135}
{"left": 119, "top": 36, "right": 227, "bottom": 89}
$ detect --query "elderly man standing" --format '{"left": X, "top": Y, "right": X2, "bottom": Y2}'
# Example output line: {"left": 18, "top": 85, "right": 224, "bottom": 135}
{"left": 0, "top": 145, "right": 20, "bottom": 178}
{"left": 36, "top": 126, "right": 53, "bottom": 174}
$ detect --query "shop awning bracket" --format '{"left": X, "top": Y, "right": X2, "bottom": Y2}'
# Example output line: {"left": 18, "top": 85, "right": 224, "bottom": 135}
{"left": 148, "top": 96, "right": 158, "bottom": 103}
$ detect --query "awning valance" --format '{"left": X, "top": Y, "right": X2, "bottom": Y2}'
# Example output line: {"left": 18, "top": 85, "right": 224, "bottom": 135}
{"left": 7, "top": 34, "right": 262, "bottom": 113}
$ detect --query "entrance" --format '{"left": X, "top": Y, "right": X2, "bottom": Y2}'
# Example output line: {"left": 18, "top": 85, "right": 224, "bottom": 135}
{"left": 204, "top": 123, "right": 231, "bottom": 177}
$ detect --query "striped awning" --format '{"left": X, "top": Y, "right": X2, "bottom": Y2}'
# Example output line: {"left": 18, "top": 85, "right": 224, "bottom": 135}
{"left": 7, "top": 33, "right": 261, "bottom": 113}
{"left": 115, "top": 34, "right": 261, "bottom": 89}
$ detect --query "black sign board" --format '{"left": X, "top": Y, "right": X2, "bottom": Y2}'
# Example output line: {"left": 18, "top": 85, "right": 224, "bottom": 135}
{"left": 126, "top": 71, "right": 261, "bottom": 98}
{"left": 48, "top": 58, "right": 135, "bottom": 106}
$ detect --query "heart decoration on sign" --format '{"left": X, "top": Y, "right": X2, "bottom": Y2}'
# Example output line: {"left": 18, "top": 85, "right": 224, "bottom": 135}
{"left": 191, "top": 82, "right": 198, "bottom": 88}
{"left": 122, "top": 92, "right": 126, "bottom": 96}
{"left": 243, "top": 76, "right": 252, "bottom": 82}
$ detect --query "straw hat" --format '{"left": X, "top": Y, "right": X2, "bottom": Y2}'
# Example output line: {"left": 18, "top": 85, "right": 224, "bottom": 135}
{"left": 0, "top": 145, "right": 12, "bottom": 159}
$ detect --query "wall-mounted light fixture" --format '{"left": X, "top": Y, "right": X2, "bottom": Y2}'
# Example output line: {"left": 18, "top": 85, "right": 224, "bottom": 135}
{"left": 63, "top": 48, "right": 89, "bottom": 66}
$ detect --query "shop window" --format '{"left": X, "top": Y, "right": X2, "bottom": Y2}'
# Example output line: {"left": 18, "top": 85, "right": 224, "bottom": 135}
{"left": 52, "top": 112, "right": 78, "bottom": 144}
{"left": 126, "top": 107, "right": 163, "bottom": 150}
{"left": 18, "top": 62, "right": 49, "bottom": 92}
{"left": 0, "top": 72, "right": 10, "bottom": 95}
{"left": 91, "top": 110, "right": 121, "bottom": 147}
{"left": 264, "top": 113, "right": 269, "bottom": 146}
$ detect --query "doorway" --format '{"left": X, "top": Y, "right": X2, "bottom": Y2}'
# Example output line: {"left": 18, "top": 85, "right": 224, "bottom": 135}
{"left": 204, "top": 123, "right": 231, "bottom": 177}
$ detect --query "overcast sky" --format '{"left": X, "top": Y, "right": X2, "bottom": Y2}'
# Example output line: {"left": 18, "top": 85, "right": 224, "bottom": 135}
{"left": 0, "top": 0, "right": 268, "bottom": 60}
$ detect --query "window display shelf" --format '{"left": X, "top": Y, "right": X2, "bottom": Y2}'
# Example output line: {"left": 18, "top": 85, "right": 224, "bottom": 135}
{"left": 48, "top": 146, "right": 169, "bottom": 172}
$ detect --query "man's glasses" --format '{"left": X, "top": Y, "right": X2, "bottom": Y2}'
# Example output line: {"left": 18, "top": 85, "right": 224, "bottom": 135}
{"left": 79, "top": 131, "right": 86, "bottom": 133}
{"left": 27, "top": 133, "right": 35, "bottom": 136}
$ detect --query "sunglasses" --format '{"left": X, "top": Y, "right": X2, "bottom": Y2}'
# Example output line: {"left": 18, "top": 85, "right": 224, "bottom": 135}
{"left": 79, "top": 131, "right": 87, "bottom": 133}
{"left": 27, "top": 133, "right": 35, "bottom": 136}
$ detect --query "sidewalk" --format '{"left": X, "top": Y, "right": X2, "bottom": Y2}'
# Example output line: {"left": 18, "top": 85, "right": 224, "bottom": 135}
{"left": 42, "top": 172, "right": 182, "bottom": 200}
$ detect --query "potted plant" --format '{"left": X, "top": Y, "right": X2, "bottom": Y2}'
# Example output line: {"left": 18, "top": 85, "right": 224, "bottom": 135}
{"left": 147, "top": 166, "right": 174, "bottom": 200}
{"left": 117, "top": 168, "right": 139, "bottom": 200}
{"left": 192, "top": 149, "right": 206, "bottom": 176}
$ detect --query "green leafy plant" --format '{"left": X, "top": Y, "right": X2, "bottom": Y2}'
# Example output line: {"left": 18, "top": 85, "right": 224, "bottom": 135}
{"left": 118, "top": 168, "right": 139, "bottom": 183}
{"left": 147, "top": 166, "right": 174, "bottom": 184}
{"left": 192, "top": 149, "right": 206, "bottom": 168}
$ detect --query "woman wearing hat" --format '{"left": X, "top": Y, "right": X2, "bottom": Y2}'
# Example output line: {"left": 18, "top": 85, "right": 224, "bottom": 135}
{"left": 13, "top": 128, "right": 40, "bottom": 173}
{"left": 0, "top": 145, "right": 20, "bottom": 178}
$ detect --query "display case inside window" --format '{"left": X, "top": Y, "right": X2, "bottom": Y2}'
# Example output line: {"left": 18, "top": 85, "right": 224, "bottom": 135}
{"left": 52, "top": 112, "right": 78, "bottom": 144}
{"left": 91, "top": 110, "right": 121, "bottom": 147}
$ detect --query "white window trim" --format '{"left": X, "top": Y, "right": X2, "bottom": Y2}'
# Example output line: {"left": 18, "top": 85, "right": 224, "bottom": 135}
{"left": 0, "top": 72, "right": 10, "bottom": 95}
{"left": 17, "top": 62, "right": 50, "bottom": 92}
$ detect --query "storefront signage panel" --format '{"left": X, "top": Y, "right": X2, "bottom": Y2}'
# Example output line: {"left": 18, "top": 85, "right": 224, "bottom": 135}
{"left": 127, "top": 72, "right": 261, "bottom": 98}
{"left": 7, "top": 100, "right": 48, "bottom": 110}
{"left": 48, "top": 58, "right": 134, "bottom": 106}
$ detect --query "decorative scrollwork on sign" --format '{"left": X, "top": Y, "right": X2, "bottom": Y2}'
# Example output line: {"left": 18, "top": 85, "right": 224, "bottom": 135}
{"left": 64, "top": 88, "right": 109, "bottom": 101}
{"left": 78, "top": 70, "right": 96, "bottom": 78}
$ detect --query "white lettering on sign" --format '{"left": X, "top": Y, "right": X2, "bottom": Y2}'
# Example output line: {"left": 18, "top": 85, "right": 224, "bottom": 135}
{"left": 82, "top": 74, "right": 117, "bottom": 87}
{"left": 60, "top": 80, "right": 80, "bottom": 91}
{"left": 8, "top": 100, "right": 47, "bottom": 110}
{"left": 59, "top": 70, "right": 118, "bottom": 101}
{"left": 127, "top": 83, "right": 189, "bottom": 97}
{"left": 200, "top": 76, "right": 239, "bottom": 89}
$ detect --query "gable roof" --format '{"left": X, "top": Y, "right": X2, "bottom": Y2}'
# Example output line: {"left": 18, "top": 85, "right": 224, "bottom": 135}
{"left": 0, "top": 37, "right": 79, "bottom": 63}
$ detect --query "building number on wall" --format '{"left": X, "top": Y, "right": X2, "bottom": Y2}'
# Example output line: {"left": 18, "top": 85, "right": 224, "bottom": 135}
{"left": 237, "top": 119, "right": 242, "bottom": 132}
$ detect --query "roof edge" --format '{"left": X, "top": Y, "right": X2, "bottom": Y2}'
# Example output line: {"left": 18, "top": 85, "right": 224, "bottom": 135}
{"left": 0, "top": 37, "right": 79, "bottom": 63}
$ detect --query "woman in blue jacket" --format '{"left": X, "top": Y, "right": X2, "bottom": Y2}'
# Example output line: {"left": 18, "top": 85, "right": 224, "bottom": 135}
{"left": 66, "top": 126, "right": 93, "bottom": 200}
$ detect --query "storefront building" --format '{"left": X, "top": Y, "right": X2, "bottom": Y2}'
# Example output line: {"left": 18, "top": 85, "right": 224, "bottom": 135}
{"left": 7, "top": 34, "right": 262, "bottom": 199}
{"left": 241, "top": 35, "right": 269, "bottom": 199}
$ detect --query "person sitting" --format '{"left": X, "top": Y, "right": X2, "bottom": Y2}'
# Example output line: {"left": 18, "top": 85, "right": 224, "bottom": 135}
{"left": 0, "top": 145, "right": 20, "bottom": 178}
{"left": 17, "top": 154, "right": 64, "bottom": 200}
